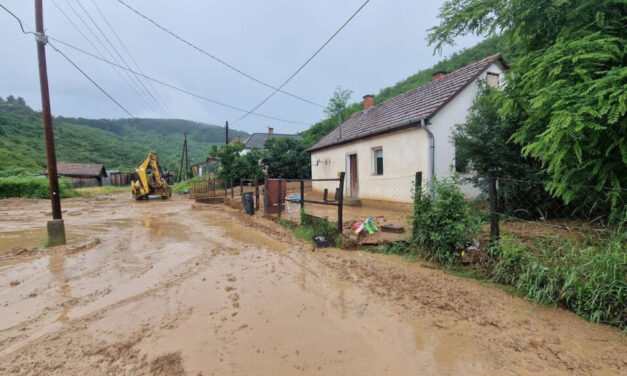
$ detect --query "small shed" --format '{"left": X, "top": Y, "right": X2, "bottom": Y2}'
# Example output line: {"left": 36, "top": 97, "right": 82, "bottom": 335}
{"left": 108, "top": 170, "right": 132, "bottom": 186}
{"left": 44, "top": 163, "right": 107, "bottom": 188}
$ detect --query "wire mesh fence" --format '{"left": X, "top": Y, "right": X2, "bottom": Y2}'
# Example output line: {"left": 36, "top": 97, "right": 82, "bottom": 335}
{"left": 487, "top": 174, "right": 625, "bottom": 241}
{"left": 356, "top": 174, "right": 417, "bottom": 203}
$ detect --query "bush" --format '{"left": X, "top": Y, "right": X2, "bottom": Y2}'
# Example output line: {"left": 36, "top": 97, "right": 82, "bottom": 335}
{"left": 412, "top": 177, "right": 481, "bottom": 266}
{"left": 492, "top": 233, "right": 626, "bottom": 329}
{"left": 0, "top": 176, "right": 78, "bottom": 199}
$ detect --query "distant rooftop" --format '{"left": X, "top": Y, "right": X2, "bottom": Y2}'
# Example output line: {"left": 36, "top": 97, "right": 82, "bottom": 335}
{"left": 244, "top": 132, "right": 302, "bottom": 149}
{"left": 44, "top": 163, "right": 107, "bottom": 177}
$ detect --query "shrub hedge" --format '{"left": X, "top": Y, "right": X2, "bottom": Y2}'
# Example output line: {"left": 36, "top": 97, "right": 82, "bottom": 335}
{"left": 0, "top": 176, "right": 78, "bottom": 199}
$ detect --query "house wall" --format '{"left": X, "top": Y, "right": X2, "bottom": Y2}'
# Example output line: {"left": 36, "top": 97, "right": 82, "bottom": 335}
{"left": 69, "top": 177, "right": 101, "bottom": 188}
{"left": 310, "top": 127, "right": 429, "bottom": 203}
{"left": 428, "top": 62, "right": 505, "bottom": 196}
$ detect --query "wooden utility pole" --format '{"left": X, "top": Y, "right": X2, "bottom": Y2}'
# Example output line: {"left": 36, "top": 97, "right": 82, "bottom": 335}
{"left": 178, "top": 133, "right": 189, "bottom": 181}
{"left": 225, "top": 121, "right": 229, "bottom": 144}
{"left": 35, "top": 0, "right": 65, "bottom": 245}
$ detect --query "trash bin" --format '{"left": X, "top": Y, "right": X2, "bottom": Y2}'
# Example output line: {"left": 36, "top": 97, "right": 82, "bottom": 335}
{"left": 243, "top": 192, "right": 255, "bottom": 215}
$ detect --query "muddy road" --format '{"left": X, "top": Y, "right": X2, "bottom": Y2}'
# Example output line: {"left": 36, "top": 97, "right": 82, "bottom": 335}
{"left": 0, "top": 194, "right": 625, "bottom": 375}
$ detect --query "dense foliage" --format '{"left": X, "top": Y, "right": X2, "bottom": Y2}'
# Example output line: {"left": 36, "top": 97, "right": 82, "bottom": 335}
{"left": 299, "top": 37, "right": 506, "bottom": 147}
{"left": 429, "top": 0, "right": 627, "bottom": 219}
{"left": 492, "top": 233, "right": 626, "bottom": 329}
{"left": 412, "top": 178, "right": 481, "bottom": 266}
{"left": 262, "top": 137, "right": 311, "bottom": 179}
{"left": 0, "top": 98, "right": 248, "bottom": 173}
{"left": 209, "top": 142, "right": 264, "bottom": 182}
{"left": 0, "top": 176, "right": 77, "bottom": 199}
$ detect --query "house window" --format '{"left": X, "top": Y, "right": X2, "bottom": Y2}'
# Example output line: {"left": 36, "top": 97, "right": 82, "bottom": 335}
{"left": 373, "top": 148, "right": 383, "bottom": 175}
{"left": 487, "top": 72, "right": 500, "bottom": 88}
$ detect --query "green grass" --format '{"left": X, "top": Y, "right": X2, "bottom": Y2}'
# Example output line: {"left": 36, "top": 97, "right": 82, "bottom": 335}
{"left": 0, "top": 175, "right": 78, "bottom": 199}
{"left": 279, "top": 217, "right": 341, "bottom": 247}
{"left": 75, "top": 185, "right": 130, "bottom": 196}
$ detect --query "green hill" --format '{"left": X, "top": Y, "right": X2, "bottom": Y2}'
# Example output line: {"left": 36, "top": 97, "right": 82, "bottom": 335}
{"left": 300, "top": 37, "right": 508, "bottom": 147}
{"left": 0, "top": 98, "right": 248, "bottom": 174}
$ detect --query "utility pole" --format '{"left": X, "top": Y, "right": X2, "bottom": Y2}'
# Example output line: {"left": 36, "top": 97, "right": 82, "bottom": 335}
{"left": 178, "top": 133, "right": 188, "bottom": 181}
{"left": 225, "top": 121, "right": 229, "bottom": 145}
{"left": 35, "top": 0, "right": 65, "bottom": 246}
{"left": 185, "top": 135, "right": 190, "bottom": 179}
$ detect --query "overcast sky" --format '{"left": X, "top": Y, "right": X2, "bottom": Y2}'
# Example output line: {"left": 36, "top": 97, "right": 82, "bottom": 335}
{"left": 0, "top": 0, "right": 480, "bottom": 134}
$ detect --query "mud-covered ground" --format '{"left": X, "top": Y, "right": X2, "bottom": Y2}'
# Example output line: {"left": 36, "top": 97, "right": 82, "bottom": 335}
{"left": 0, "top": 193, "right": 625, "bottom": 375}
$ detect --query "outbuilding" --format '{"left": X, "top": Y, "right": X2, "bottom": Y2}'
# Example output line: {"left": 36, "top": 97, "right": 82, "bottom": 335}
{"left": 44, "top": 163, "right": 108, "bottom": 188}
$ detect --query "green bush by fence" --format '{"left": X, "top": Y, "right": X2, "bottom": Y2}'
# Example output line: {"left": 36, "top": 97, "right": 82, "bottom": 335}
{"left": 0, "top": 176, "right": 78, "bottom": 199}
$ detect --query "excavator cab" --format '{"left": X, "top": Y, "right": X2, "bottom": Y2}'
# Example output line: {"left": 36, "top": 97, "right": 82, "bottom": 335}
{"left": 131, "top": 151, "right": 172, "bottom": 200}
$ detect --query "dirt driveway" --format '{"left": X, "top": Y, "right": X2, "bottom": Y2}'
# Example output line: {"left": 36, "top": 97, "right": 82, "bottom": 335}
{"left": 0, "top": 193, "right": 625, "bottom": 375}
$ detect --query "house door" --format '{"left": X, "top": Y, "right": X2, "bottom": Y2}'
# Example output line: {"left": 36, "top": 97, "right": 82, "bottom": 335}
{"left": 349, "top": 154, "right": 358, "bottom": 197}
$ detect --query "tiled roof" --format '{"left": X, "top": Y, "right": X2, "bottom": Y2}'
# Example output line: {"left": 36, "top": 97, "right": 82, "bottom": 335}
{"left": 244, "top": 133, "right": 303, "bottom": 149}
{"left": 308, "top": 54, "right": 504, "bottom": 151}
{"left": 44, "top": 163, "right": 107, "bottom": 177}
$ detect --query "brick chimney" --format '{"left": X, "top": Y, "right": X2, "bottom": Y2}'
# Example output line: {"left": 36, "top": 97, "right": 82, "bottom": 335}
{"left": 363, "top": 94, "right": 374, "bottom": 111}
{"left": 268, "top": 127, "right": 274, "bottom": 134}
{"left": 432, "top": 71, "right": 447, "bottom": 81}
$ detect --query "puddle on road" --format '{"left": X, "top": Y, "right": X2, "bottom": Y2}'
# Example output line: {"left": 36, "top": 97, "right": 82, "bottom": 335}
{"left": 139, "top": 217, "right": 189, "bottom": 242}
{"left": 0, "top": 228, "right": 47, "bottom": 254}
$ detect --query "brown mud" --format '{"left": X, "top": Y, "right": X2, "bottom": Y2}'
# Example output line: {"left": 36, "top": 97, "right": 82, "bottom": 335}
{"left": 0, "top": 193, "right": 625, "bottom": 375}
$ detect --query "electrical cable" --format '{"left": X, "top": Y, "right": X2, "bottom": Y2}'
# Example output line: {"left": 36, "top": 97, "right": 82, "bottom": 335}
{"left": 88, "top": 0, "right": 171, "bottom": 115}
{"left": 235, "top": 0, "right": 370, "bottom": 123}
{"left": 61, "top": 0, "right": 161, "bottom": 114}
{"left": 73, "top": 0, "right": 168, "bottom": 116}
{"left": 116, "top": 0, "right": 325, "bottom": 109}
{"left": 0, "top": 2, "right": 134, "bottom": 118}
{"left": 49, "top": 37, "right": 311, "bottom": 126}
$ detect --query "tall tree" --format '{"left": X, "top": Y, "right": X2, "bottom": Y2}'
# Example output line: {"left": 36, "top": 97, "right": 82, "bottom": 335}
{"left": 430, "top": 0, "right": 627, "bottom": 217}
{"left": 262, "top": 138, "right": 310, "bottom": 179}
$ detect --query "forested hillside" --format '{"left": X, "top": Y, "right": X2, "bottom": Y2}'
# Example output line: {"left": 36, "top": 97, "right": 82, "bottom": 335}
{"left": 300, "top": 37, "right": 507, "bottom": 146}
{"left": 0, "top": 98, "right": 248, "bottom": 173}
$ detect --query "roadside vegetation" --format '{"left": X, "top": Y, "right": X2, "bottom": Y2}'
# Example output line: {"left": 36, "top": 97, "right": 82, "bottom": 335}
{"left": 74, "top": 185, "right": 129, "bottom": 196}
{"left": 0, "top": 175, "right": 78, "bottom": 199}
{"left": 279, "top": 209, "right": 341, "bottom": 247}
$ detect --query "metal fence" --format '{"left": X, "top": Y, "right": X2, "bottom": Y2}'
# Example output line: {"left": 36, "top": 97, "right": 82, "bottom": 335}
{"left": 486, "top": 172, "right": 625, "bottom": 243}
{"left": 189, "top": 178, "right": 227, "bottom": 199}
{"left": 265, "top": 174, "right": 345, "bottom": 233}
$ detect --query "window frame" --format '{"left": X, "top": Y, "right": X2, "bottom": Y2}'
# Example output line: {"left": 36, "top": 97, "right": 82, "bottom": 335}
{"left": 372, "top": 147, "right": 383, "bottom": 176}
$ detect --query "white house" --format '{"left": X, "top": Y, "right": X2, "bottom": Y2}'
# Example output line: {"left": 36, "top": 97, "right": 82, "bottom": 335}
{"left": 308, "top": 54, "right": 507, "bottom": 203}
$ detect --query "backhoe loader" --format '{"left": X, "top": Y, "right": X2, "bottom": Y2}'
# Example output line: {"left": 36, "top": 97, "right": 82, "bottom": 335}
{"left": 131, "top": 151, "right": 172, "bottom": 200}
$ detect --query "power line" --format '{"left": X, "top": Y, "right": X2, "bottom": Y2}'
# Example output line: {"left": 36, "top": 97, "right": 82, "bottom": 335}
{"left": 49, "top": 37, "right": 311, "bottom": 126}
{"left": 88, "top": 0, "right": 171, "bottom": 115}
{"left": 236, "top": 0, "right": 371, "bottom": 123}
{"left": 51, "top": 0, "right": 152, "bottom": 111}
{"left": 73, "top": 0, "right": 168, "bottom": 117}
{"left": 48, "top": 41, "right": 135, "bottom": 117}
{"left": 0, "top": 2, "right": 134, "bottom": 118}
{"left": 116, "top": 0, "right": 325, "bottom": 109}
{"left": 70, "top": 0, "right": 168, "bottom": 116}
{"left": 61, "top": 0, "right": 161, "bottom": 114}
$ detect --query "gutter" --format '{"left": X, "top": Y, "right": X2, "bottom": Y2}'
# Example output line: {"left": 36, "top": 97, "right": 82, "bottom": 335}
{"left": 420, "top": 118, "right": 435, "bottom": 198}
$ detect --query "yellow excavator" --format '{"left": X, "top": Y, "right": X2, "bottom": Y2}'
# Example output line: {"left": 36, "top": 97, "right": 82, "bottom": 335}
{"left": 131, "top": 151, "right": 172, "bottom": 200}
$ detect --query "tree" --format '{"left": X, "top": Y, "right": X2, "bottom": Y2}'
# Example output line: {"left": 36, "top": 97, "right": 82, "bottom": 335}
{"left": 262, "top": 137, "right": 310, "bottom": 179}
{"left": 16, "top": 97, "right": 26, "bottom": 107}
{"left": 429, "top": 0, "right": 627, "bottom": 218}
{"left": 209, "top": 141, "right": 263, "bottom": 182}
{"left": 6, "top": 95, "right": 16, "bottom": 104}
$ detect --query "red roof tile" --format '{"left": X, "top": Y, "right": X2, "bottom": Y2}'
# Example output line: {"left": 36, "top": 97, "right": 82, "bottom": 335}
{"left": 308, "top": 54, "right": 504, "bottom": 151}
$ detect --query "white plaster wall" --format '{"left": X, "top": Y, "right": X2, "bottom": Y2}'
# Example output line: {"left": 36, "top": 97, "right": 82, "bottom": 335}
{"left": 310, "top": 127, "right": 429, "bottom": 203}
{"left": 428, "top": 62, "right": 505, "bottom": 196}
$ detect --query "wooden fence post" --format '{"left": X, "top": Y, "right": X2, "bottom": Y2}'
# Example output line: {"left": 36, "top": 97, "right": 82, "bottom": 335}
{"left": 230, "top": 179, "right": 234, "bottom": 199}
{"left": 488, "top": 170, "right": 499, "bottom": 245}
{"left": 240, "top": 179, "right": 243, "bottom": 199}
{"left": 337, "top": 172, "right": 345, "bottom": 233}
{"left": 255, "top": 179, "right": 259, "bottom": 210}
{"left": 415, "top": 171, "right": 422, "bottom": 198}
{"left": 300, "top": 180, "right": 305, "bottom": 211}
{"left": 277, "top": 178, "right": 282, "bottom": 219}
{"left": 263, "top": 178, "right": 268, "bottom": 215}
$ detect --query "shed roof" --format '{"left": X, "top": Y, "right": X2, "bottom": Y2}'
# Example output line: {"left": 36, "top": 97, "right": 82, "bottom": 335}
{"left": 44, "top": 163, "right": 107, "bottom": 177}
{"left": 308, "top": 54, "right": 505, "bottom": 152}
{"left": 244, "top": 133, "right": 303, "bottom": 149}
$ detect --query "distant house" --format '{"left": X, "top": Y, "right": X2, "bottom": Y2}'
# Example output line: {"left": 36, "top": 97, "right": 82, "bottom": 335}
{"left": 44, "top": 163, "right": 107, "bottom": 188}
{"left": 191, "top": 158, "right": 218, "bottom": 178}
{"left": 241, "top": 127, "right": 302, "bottom": 154}
{"left": 308, "top": 54, "right": 507, "bottom": 203}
